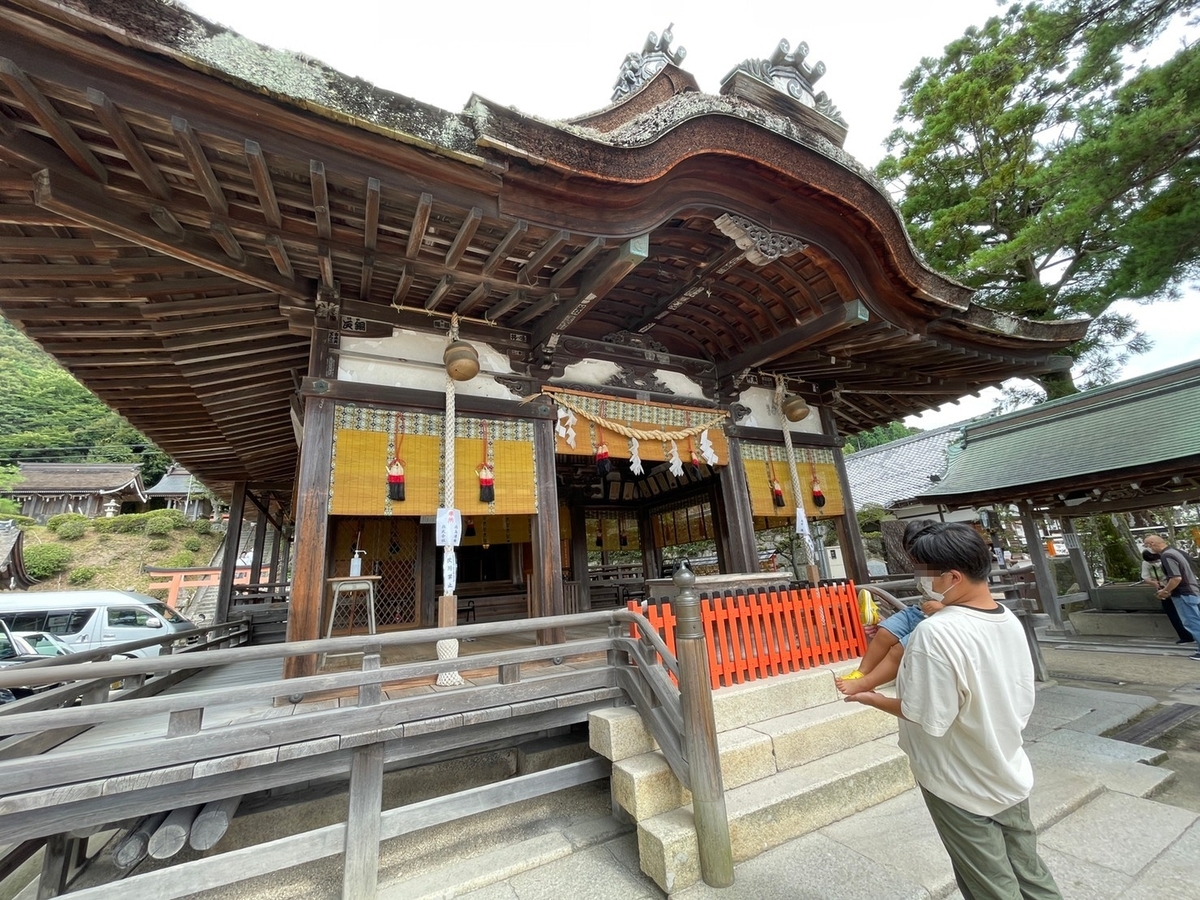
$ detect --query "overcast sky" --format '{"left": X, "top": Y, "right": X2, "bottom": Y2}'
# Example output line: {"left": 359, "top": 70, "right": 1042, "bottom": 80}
{"left": 181, "top": 0, "right": 1200, "bottom": 427}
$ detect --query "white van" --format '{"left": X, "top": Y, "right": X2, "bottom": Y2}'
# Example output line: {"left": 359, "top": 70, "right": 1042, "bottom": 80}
{"left": 0, "top": 591, "right": 195, "bottom": 657}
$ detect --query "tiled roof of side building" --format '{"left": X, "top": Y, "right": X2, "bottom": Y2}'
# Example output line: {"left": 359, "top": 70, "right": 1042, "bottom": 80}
{"left": 845, "top": 425, "right": 967, "bottom": 509}
{"left": 7, "top": 463, "right": 145, "bottom": 494}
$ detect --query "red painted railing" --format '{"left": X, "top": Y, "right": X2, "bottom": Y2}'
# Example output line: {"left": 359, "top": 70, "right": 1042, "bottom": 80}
{"left": 628, "top": 581, "right": 867, "bottom": 689}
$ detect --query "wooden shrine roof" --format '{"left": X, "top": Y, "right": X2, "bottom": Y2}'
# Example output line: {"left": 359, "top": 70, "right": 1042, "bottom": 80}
{"left": 0, "top": 0, "right": 1090, "bottom": 498}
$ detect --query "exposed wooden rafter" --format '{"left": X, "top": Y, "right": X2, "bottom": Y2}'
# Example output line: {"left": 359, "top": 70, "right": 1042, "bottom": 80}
{"left": 171, "top": 117, "right": 228, "bottom": 216}
{"left": 86, "top": 89, "right": 169, "bottom": 199}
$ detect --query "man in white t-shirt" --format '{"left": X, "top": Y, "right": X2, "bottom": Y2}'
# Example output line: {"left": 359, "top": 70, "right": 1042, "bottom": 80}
{"left": 846, "top": 520, "right": 1061, "bottom": 900}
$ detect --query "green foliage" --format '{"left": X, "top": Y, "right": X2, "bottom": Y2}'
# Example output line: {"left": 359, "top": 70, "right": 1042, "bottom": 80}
{"left": 46, "top": 512, "right": 88, "bottom": 533}
{"left": 147, "top": 539, "right": 171, "bottom": 551}
{"left": 183, "top": 536, "right": 202, "bottom": 552}
{"left": 162, "top": 551, "right": 196, "bottom": 569}
{"left": 0, "top": 498, "right": 22, "bottom": 516}
{"left": 0, "top": 320, "right": 169, "bottom": 483}
{"left": 843, "top": 423, "right": 921, "bottom": 454}
{"left": 68, "top": 565, "right": 99, "bottom": 585}
{"left": 147, "top": 508, "right": 186, "bottom": 529}
{"left": 856, "top": 504, "right": 894, "bottom": 535}
{"left": 190, "top": 518, "right": 214, "bottom": 535}
{"left": 143, "top": 516, "right": 176, "bottom": 536}
{"left": 55, "top": 518, "right": 88, "bottom": 541}
{"left": 0, "top": 513, "right": 36, "bottom": 527}
{"left": 23, "top": 543, "right": 72, "bottom": 579}
{"left": 1079, "top": 514, "right": 1141, "bottom": 582}
{"left": 878, "top": 0, "right": 1199, "bottom": 397}
{"left": 0, "top": 463, "right": 21, "bottom": 493}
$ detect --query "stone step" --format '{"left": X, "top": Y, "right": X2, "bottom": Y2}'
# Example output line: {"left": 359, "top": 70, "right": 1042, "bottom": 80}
{"left": 589, "top": 663, "right": 857, "bottom": 763}
{"left": 637, "top": 735, "right": 914, "bottom": 894}
{"left": 612, "top": 700, "right": 896, "bottom": 822}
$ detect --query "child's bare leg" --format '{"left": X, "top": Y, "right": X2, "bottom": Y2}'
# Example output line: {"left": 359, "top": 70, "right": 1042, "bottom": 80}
{"left": 858, "top": 627, "right": 899, "bottom": 675}
{"left": 839, "top": 643, "right": 903, "bottom": 695}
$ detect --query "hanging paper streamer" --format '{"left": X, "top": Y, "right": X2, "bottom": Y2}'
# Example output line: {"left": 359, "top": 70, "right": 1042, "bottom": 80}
{"left": 629, "top": 436, "right": 644, "bottom": 475}
{"left": 667, "top": 440, "right": 684, "bottom": 478}
{"left": 556, "top": 407, "right": 578, "bottom": 448}
{"left": 698, "top": 429, "right": 718, "bottom": 465}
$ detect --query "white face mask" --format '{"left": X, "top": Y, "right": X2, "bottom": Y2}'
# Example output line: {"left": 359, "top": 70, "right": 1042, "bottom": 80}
{"left": 916, "top": 576, "right": 945, "bottom": 603}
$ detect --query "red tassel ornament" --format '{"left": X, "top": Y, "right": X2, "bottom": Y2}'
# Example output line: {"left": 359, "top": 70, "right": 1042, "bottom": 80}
{"left": 477, "top": 463, "right": 495, "bottom": 503}
{"left": 595, "top": 440, "right": 612, "bottom": 478}
{"left": 771, "top": 477, "right": 786, "bottom": 508}
{"left": 386, "top": 457, "right": 406, "bottom": 501}
{"left": 811, "top": 476, "right": 826, "bottom": 508}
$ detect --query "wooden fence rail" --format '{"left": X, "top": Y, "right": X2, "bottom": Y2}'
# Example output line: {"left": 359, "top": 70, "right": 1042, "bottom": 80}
{"left": 143, "top": 566, "right": 271, "bottom": 608}
{"left": 629, "top": 581, "right": 868, "bottom": 689}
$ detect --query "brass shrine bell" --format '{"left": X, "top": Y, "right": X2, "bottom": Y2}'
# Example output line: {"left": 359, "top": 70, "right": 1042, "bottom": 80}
{"left": 443, "top": 340, "right": 480, "bottom": 381}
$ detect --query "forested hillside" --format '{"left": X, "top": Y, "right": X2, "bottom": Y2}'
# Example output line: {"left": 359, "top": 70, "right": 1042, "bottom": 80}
{"left": 0, "top": 320, "right": 170, "bottom": 484}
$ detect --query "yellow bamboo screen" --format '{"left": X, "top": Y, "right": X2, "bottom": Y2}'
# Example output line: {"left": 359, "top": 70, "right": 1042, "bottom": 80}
{"left": 546, "top": 388, "right": 728, "bottom": 464}
{"left": 739, "top": 442, "right": 844, "bottom": 518}
{"left": 329, "top": 406, "right": 537, "bottom": 517}
{"left": 458, "top": 515, "right": 533, "bottom": 546}
{"left": 585, "top": 509, "right": 640, "bottom": 551}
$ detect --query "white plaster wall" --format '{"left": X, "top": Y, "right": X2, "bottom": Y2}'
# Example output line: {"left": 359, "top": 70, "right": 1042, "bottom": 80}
{"left": 554, "top": 359, "right": 711, "bottom": 401}
{"left": 735, "top": 386, "right": 825, "bottom": 435}
{"left": 336, "top": 330, "right": 521, "bottom": 399}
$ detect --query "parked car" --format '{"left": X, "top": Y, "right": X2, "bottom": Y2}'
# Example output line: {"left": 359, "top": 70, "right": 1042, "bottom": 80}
{"left": 0, "top": 618, "right": 48, "bottom": 704}
{"left": 14, "top": 630, "right": 73, "bottom": 657}
{"left": 0, "top": 591, "right": 196, "bottom": 657}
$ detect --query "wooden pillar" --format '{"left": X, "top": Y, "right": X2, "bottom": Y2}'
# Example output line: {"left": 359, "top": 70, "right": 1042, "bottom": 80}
{"left": 533, "top": 418, "right": 565, "bottom": 645}
{"left": 569, "top": 503, "right": 590, "bottom": 610}
{"left": 1019, "top": 501, "right": 1067, "bottom": 634}
{"left": 419, "top": 525, "right": 436, "bottom": 627}
{"left": 343, "top": 649, "right": 383, "bottom": 898}
{"left": 1060, "top": 517, "right": 1096, "bottom": 594}
{"left": 37, "top": 832, "right": 72, "bottom": 899}
{"left": 716, "top": 438, "right": 758, "bottom": 573}
{"left": 638, "top": 505, "right": 660, "bottom": 582}
{"left": 214, "top": 481, "right": 246, "bottom": 625}
{"left": 819, "top": 404, "right": 869, "bottom": 583}
{"left": 267, "top": 512, "right": 283, "bottom": 585}
{"left": 248, "top": 497, "right": 268, "bottom": 586}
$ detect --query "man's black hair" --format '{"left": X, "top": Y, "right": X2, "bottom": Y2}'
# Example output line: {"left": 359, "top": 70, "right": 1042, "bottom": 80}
{"left": 902, "top": 520, "right": 993, "bottom": 581}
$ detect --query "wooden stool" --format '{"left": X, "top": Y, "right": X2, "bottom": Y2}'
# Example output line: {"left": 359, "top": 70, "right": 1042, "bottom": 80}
{"left": 322, "top": 575, "right": 381, "bottom": 666}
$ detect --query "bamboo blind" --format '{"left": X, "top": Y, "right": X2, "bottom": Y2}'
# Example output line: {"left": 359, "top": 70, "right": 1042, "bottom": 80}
{"left": 739, "top": 442, "right": 844, "bottom": 518}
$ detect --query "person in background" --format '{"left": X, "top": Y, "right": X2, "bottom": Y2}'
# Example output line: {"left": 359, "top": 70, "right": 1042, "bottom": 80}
{"left": 1142, "top": 548, "right": 1192, "bottom": 644}
{"left": 1143, "top": 534, "right": 1200, "bottom": 656}
{"left": 845, "top": 520, "right": 1061, "bottom": 900}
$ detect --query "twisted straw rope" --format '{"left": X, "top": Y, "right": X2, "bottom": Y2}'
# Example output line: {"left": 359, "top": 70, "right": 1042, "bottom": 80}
{"left": 549, "top": 393, "right": 727, "bottom": 442}
{"left": 776, "top": 380, "right": 813, "bottom": 566}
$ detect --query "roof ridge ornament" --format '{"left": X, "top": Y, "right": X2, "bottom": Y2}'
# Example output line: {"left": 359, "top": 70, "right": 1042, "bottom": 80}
{"left": 720, "top": 39, "right": 848, "bottom": 145}
{"left": 713, "top": 213, "right": 807, "bottom": 266}
{"left": 612, "top": 24, "right": 687, "bottom": 102}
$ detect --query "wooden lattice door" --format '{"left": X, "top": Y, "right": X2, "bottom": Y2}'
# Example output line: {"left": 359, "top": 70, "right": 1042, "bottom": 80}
{"left": 332, "top": 517, "right": 421, "bottom": 629}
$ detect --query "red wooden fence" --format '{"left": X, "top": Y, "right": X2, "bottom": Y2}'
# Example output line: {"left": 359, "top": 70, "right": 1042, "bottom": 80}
{"left": 628, "top": 581, "right": 868, "bottom": 690}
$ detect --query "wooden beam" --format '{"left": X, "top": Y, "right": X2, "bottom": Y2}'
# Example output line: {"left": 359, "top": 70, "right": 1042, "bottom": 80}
{"left": 715, "top": 300, "right": 871, "bottom": 378}
{"left": 0, "top": 237, "right": 96, "bottom": 253}
{"left": 531, "top": 234, "right": 648, "bottom": 354}
{"left": 33, "top": 169, "right": 310, "bottom": 299}
{"left": 150, "top": 205, "right": 185, "bottom": 240}
{"left": 363, "top": 177, "right": 381, "bottom": 251}
{"left": 359, "top": 250, "right": 375, "bottom": 299}
{"left": 423, "top": 274, "right": 454, "bottom": 311}
{"left": 265, "top": 234, "right": 294, "bottom": 278}
{"left": 0, "top": 58, "right": 106, "bottom": 183}
{"left": 171, "top": 117, "right": 228, "bottom": 216}
{"left": 518, "top": 230, "right": 569, "bottom": 285}
{"left": 243, "top": 140, "right": 282, "bottom": 229}
{"left": 209, "top": 222, "right": 246, "bottom": 264}
{"left": 485, "top": 290, "right": 523, "bottom": 322}
{"left": 0, "top": 205, "right": 63, "bottom": 226}
{"left": 391, "top": 265, "right": 413, "bottom": 306}
{"left": 454, "top": 280, "right": 491, "bottom": 317}
{"left": 309, "top": 160, "right": 331, "bottom": 240}
{"left": 86, "top": 89, "right": 169, "bottom": 200}
{"left": 481, "top": 220, "right": 527, "bottom": 276}
{"left": 317, "top": 244, "right": 334, "bottom": 289}
{"left": 444, "top": 207, "right": 482, "bottom": 269}
{"left": 510, "top": 291, "right": 558, "bottom": 328}
{"left": 549, "top": 236, "right": 604, "bottom": 289}
{"left": 405, "top": 193, "right": 432, "bottom": 259}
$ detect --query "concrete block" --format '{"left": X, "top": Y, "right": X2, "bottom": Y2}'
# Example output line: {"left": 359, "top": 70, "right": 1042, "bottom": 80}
{"left": 711, "top": 666, "right": 841, "bottom": 732}
{"left": 1069, "top": 610, "right": 1178, "bottom": 639}
{"left": 589, "top": 707, "right": 656, "bottom": 761}
{"left": 1040, "top": 791, "right": 1198, "bottom": 877}
{"left": 1121, "top": 820, "right": 1200, "bottom": 900}
{"left": 1026, "top": 762, "right": 1106, "bottom": 831}
{"left": 1035, "top": 728, "right": 1168, "bottom": 766}
{"left": 515, "top": 733, "right": 596, "bottom": 775}
{"left": 1037, "top": 846, "right": 1132, "bottom": 900}
{"left": 612, "top": 727, "right": 775, "bottom": 821}
{"left": 1026, "top": 743, "right": 1175, "bottom": 799}
{"left": 753, "top": 700, "right": 897, "bottom": 771}
{"left": 637, "top": 737, "right": 913, "bottom": 894}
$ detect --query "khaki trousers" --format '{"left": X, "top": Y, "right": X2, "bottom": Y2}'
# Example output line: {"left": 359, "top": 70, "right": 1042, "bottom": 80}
{"left": 920, "top": 787, "right": 1062, "bottom": 900}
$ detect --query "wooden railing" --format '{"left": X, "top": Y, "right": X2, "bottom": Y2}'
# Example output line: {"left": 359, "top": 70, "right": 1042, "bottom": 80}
{"left": 0, "top": 609, "right": 689, "bottom": 900}
{"left": 143, "top": 566, "right": 273, "bottom": 608}
{"left": 629, "top": 581, "right": 868, "bottom": 689}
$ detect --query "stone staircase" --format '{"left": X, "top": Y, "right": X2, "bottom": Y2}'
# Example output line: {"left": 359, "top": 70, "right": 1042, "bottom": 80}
{"left": 589, "top": 662, "right": 914, "bottom": 894}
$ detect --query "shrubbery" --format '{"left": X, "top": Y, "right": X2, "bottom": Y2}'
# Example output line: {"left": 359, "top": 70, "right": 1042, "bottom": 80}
{"left": 143, "top": 515, "right": 175, "bottom": 536}
{"left": 68, "top": 565, "right": 99, "bottom": 585}
{"left": 56, "top": 518, "right": 88, "bottom": 540}
{"left": 190, "top": 518, "right": 214, "bottom": 535}
{"left": 183, "top": 537, "right": 202, "bottom": 552}
{"left": 0, "top": 514, "right": 37, "bottom": 528}
{"left": 147, "top": 539, "right": 171, "bottom": 551}
{"left": 46, "top": 512, "right": 88, "bottom": 533}
{"left": 23, "top": 543, "right": 73, "bottom": 579}
{"left": 92, "top": 509, "right": 189, "bottom": 536}
{"left": 163, "top": 551, "right": 195, "bottom": 569}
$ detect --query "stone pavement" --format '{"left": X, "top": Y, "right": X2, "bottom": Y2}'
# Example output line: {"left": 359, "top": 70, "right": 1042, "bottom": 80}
{"left": 388, "top": 679, "right": 1198, "bottom": 900}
